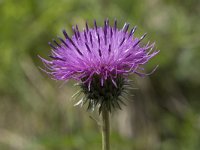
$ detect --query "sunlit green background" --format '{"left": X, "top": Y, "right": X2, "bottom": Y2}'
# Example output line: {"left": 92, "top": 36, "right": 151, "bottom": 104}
{"left": 0, "top": 0, "right": 200, "bottom": 149}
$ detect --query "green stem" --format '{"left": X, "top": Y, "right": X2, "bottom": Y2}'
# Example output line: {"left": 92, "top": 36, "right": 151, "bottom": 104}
{"left": 102, "top": 108, "right": 110, "bottom": 150}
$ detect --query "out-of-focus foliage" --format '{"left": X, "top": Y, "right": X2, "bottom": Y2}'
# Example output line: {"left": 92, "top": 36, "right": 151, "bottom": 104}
{"left": 0, "top": 0, "right": 200, "bottom": 149}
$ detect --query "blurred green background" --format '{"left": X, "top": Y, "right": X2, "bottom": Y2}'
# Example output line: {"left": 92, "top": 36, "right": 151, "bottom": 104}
{"left": 0, "top": 0, "right": 200, "bottom": 149}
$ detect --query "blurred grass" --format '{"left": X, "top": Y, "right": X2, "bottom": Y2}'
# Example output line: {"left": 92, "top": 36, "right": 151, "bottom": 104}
{"left": 0, "top": 0, "right": 200, "bottom": 149}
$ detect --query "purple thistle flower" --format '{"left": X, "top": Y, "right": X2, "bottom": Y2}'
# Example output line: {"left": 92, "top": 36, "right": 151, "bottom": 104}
{"left": 39, "top": 19, "right": 159, "bottom": 112}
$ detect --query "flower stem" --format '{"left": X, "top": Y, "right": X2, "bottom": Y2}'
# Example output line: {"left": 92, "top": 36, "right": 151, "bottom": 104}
{"left": 102, "top": 108, "right": 110, "bottom": 150}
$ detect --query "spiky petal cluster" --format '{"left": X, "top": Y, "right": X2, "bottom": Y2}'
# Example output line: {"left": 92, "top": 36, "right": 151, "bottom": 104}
{"left": 39, "top": 19, "right": 159, "bottom": 112}
{"left": 40, "top": 19, "right": 158, "bottom": 87}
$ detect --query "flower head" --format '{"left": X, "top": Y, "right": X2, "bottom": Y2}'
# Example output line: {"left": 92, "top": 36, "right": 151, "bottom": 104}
{"left": 40, "top": 19, "right": 159, "bottom": 113}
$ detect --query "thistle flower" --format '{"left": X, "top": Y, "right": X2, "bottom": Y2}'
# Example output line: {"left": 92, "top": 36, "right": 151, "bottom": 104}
{"left": 39, "top": 19, "right": 159, "bottom": 113}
